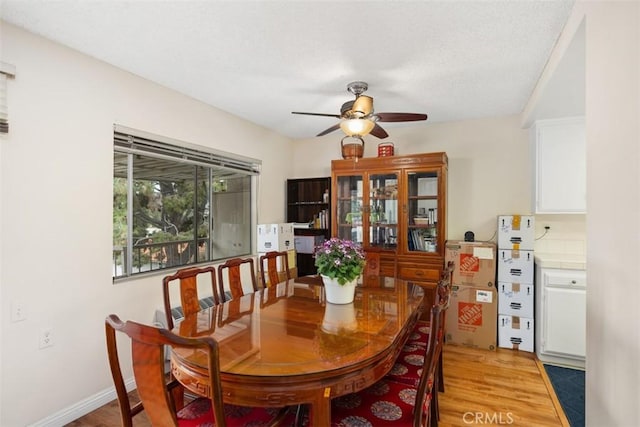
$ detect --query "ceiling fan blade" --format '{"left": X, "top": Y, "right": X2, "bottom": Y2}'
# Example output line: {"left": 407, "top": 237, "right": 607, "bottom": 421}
{"left": 351, "top": 95, "right": 373, "bottom": 117}
{"left": 317, "top": 123, "right": 341, "bottom": 137}
{"left": 376, "top": 112, "right": 428, "bottom": 122}
{"left": 370, "top": 123, "right": 389, "bottom": 139}
{"left": 292, "top": 112, "right": 342, "bottom": 118}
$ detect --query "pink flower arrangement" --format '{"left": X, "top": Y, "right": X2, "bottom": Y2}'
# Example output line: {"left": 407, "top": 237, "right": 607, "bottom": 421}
{"left": 314, "top": 238, "right": 366, "bottom": 285}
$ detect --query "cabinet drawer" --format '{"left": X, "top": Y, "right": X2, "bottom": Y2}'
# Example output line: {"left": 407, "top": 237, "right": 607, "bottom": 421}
{"left": 379, "top": 263, "right": 396, "bottom": 277}
{"left": 542, "top": 269, "right": 586, "bottom": 287}
{"left": 399, "top": 266, "right": 440, "bottom": 282}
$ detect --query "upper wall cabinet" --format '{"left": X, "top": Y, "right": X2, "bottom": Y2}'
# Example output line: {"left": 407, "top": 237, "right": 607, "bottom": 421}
{"left": 531, "top": 117, "right": 586, "bottom": 214}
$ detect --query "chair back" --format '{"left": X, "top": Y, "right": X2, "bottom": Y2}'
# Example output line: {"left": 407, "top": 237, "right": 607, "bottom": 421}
{"left": 217, "top": 257, "right": 258, "bottom": 301}
{"left": 162, "top": 266, "right": 219, "bottom": 330}
{"left": 105, "top": 314, "right": 227, "bottom": 427}
{"left": 413, "top": 272, "right": 452, "bottom": 427}
{"left": 435, "top": 260, "right": 454, "bottom": 310}
{"left": 259, "top": 251, "right": 290, "bottom": 288}
{"left": 413, "top": 303, "right": 444, "bottom": 427}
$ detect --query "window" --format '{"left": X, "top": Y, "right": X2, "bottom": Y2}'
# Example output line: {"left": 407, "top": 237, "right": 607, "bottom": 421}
{"left": 113, "top": 126, "right": 260, "bottom": 280}
{"left": 0, "top": 62, "right": 17, "bottom": 134}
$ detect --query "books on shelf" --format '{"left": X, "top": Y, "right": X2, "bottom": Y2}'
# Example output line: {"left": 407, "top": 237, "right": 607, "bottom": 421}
{"left": 293, "top": 209, "right": 329, "bottom": 230}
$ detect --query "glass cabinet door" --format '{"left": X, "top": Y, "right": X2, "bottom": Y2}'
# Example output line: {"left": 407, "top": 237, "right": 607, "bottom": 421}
{"left": 368, "top": 173, "right": 399, "bottom": 249}
{"left": 406, "top": 171, "right": 439, "bottom": 253}
{"left": 335, "top": 175, "right": 364, "bottom": 244}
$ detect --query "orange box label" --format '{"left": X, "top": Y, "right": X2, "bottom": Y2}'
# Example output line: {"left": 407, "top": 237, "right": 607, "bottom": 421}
{"left": 458, "top": 302, "right": 483, "bottom": 327}
{"left": 459, "top": 253, "right": 480, "bottom": 274}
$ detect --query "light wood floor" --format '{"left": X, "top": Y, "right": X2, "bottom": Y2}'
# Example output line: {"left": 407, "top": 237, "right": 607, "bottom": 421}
{"left": 67, "top": 344, "right": 567, "bottom": 426}
{"left": 439, "top": 344, "right": 568, "bottom": 427}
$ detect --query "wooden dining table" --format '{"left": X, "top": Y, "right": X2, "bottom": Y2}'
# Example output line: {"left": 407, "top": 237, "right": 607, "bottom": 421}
{"left": 170, "top": 275, "right": 424, "bottom": 426}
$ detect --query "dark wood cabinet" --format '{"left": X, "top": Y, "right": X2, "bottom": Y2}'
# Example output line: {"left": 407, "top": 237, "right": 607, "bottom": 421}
{"left": 286, "top": 177, "right": 331, "bottom": 276}
{"left": 331, "top": 152, "right": 448, "bottom": 289}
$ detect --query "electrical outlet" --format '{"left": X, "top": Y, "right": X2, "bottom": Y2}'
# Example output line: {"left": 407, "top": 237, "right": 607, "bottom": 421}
{"left": 11, "top": 302, "right": 27, "bottom": 322}
{"left": 39, "top": 328, "right": 54, "bottom": 349}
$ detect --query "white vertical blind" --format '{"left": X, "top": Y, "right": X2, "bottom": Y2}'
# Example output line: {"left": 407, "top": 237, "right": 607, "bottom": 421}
{"left": 0, "top": 62, "right": 16, "bottom": 134}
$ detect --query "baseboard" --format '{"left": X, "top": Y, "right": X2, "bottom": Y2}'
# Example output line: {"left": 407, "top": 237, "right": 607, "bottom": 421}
{"left": 29, "top": 378, "right": 135, "bottom": 427}
{"left": 535, "top": 358, "right": 570, "bottom": 427}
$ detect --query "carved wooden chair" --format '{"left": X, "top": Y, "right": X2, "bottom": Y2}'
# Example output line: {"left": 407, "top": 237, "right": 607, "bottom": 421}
{"left": 162, "top": 266, "right": 220, "bottom": 330}
{"left": 383, "top": 264, "right": 453, "bottom": 426}
{"left": 258, "top": 251, "right": 291, "bottom": 288}
{"left": 217, "top": 257, "right": 258, "bottom": 302}
{"left": 106, "top": 314, "right": 292, "bottom": 427}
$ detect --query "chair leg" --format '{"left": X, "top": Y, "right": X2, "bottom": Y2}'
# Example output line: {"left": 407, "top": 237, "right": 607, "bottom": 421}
{"left": 294, "top": 404, "right": 307, "bottom": 427}
{"left": 266, "top": 406, "right": 297, "bottom": 427}
{"left": 431, "top": 374, "right": 440, "bottom": 427}
{"left": 430, "top": 401, "right": 439, "bottom": 427}
{"left": 438, "top": 353, "right": 445, "bottom": 392}
{"left": 431, "top": 363, "right": 442, "bottom": 426}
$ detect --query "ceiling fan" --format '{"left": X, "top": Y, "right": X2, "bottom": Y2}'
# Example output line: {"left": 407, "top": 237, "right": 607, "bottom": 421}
{"left": 292, "top": 81, "right": 428, "bottom": 139}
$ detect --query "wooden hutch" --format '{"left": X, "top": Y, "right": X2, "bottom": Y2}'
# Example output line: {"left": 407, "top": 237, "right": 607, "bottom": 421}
{"left": 331, "top": 152, "right": 448, "bottom": 298}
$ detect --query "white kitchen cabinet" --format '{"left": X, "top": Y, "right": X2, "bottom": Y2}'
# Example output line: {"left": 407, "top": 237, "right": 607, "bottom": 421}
{"left": 535, "top": 265, "right": 586, "bottom": 368}
{"left": 530, "top": 117, "right": 586, "bottom": 214}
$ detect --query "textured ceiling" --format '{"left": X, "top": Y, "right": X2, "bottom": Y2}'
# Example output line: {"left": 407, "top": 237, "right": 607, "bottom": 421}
{"left": 1, "top": 0, "right": 576, "bottom": 139}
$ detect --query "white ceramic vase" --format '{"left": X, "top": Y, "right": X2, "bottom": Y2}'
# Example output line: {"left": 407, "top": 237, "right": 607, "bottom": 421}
{"left": 321, "top": 275, "right": 357, "bottom": 305}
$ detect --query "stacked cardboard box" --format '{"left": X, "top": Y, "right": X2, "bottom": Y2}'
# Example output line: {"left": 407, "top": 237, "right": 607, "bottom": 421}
{"left": 497, "top": 215, "right": 535, "bottom": 352}
{"left": 257, "top": 223, "right": 295, "bottom": 252}
{"left": 444, "top": 240, "right": 497, "bottom": 351}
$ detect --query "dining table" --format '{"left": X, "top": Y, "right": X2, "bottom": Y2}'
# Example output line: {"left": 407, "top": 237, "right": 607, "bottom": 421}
{"left": 170, "top": 275, "right": 425, "bottom": 426}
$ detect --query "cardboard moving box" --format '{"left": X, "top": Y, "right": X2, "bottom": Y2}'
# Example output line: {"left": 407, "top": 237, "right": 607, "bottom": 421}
{"left": 445, "top": 241, "right": 496, "bottom": 287}
{"left": 257, "top": 223, "right": 294, "bottom": 252}
{"left": 498, "top": 314, "right": 534, "bottom": 352}
{"left": 497, "top": 249, "right": 534, "bottom": 283}
{"left": 498, "top": 282, "right": 534, "bottom": 318}
{"left": 445, "top": 283, "right": 497, "bottom": 351}
{"left": 497, "top": 215, "right": 535, "bottom": 250}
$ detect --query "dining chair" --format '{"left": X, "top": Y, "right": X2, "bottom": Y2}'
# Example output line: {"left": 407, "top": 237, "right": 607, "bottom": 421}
{"left": 316, "top": 302, "right": 445, "bottom": 427}
{"left": 217, "top": 257, "right": 258, "bottom": 302}
{"left": 162, "top": 266, "right": 220, "bottom": 330}
{"left": 383, "top": 263, "right": 453, "bottom": 425}
{"left": 258, "top": 251, "right": 291, "bottom": 288}
{"left": 105, "top": 314, "right": 294, "bottom": 427}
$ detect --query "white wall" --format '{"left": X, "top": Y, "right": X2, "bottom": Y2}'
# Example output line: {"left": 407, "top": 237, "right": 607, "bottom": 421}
{"left": 526, "top": 1, "right": 640, "bottom": 424}
{"left": 294, "top": 116, "right": 535, "bottom": 241}
{"left": 579, "top": 1, "right": 640, "bottom": 424}
{"left": 0, "top": 22, "right": 293, "bottom": 426}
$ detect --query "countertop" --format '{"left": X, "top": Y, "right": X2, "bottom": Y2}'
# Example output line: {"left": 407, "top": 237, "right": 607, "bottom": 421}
{"left": 534, "top": 252, "right": 586, "bottom": 270}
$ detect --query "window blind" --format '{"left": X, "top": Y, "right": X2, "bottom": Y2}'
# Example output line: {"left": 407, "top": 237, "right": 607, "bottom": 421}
{"left": 113, "top": 125, "right": 261, "bottom": 176}
{"left": 0, "top": 62, "right": 16, "bottom": 134}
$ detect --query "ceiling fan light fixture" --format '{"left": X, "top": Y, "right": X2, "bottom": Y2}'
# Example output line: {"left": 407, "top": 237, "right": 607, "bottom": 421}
{"left": 340, "top": 118, "right": 375, "bottom": 137}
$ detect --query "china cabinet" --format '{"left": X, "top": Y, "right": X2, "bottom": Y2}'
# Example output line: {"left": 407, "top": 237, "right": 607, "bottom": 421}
{"left": 331, "top": 152, "right": 448, "bottom": 286}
